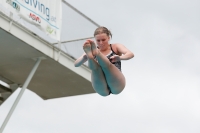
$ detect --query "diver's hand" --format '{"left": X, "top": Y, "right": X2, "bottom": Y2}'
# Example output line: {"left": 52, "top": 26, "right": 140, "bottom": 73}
{"left": 87, "top": 39, "right": 95, "bottom": 45}
{"left": 109, "top": 55, "right": 120, "bottom": 63}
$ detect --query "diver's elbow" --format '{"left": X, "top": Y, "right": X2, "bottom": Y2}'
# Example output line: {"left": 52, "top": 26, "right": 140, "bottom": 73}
{"left": 131, "top": 52, "right": 134, "bottom": 58}
{"left": 74, "top": 62, "right": 79, "bottom": 67}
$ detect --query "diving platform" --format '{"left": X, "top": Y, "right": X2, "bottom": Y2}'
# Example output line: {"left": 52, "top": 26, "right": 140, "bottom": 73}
{"left": 0, "top": 11, "right": 95, "bottom": 106}
{"left": 0, "top": 1, "right": 100, "bottom": 132}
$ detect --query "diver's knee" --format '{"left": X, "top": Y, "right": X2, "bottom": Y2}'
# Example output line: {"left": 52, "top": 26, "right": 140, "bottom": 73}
{"left": 98, "top": 92, "right": 110, "bottom": 97}
{"left": 111, "top": 88, "right": 124, "bottom": 95}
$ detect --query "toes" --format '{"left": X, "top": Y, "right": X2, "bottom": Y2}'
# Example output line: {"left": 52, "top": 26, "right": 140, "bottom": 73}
{"left": 83, "top": 43, "right": 90, "bottom": 49}
{"left": 84, "top": 40, "right": 90, "bottom": 45}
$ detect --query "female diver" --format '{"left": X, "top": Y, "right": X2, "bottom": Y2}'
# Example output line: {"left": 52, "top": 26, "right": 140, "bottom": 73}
{"left": 74, "top": 27, "right": 134, "bottom": 96}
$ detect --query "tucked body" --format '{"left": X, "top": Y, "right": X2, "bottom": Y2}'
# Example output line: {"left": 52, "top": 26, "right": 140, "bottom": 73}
{"left": 74, "top": 27, "right": 134, "bottom": 96}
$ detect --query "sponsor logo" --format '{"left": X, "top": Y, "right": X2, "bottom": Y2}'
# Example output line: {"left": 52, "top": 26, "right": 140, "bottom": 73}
{"left": 23, "top": 0, "right": 51, "bottom": 21}
{"left": 46, "top": 26, "right": 54, "bottom": 34}
{"left": 29, "top": 13, "right": 41, "bottom": 23}
{"left": 6, "top": 0, "right": 20, "bottom": 12}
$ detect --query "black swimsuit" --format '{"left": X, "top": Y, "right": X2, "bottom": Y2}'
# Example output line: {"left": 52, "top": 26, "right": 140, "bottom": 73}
{"left": 95, "top": 44, "right": 121, "bottom": 71}
{"left": 106, "top": 44, "right": 121, "bottom": 71}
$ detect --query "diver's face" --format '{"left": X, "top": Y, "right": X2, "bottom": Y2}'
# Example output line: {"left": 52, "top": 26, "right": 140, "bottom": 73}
{"left": 95, "top": 33, "right": 110, "bottom": 49}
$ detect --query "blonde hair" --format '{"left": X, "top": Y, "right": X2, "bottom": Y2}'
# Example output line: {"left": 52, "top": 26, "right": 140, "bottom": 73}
{"left": 94, "top": 27, "right": 112, "bottom": 38}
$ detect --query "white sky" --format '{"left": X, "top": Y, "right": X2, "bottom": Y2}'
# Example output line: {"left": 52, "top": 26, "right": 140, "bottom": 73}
{"left": 1, "top": 0, "right": 200, "bottom": 133}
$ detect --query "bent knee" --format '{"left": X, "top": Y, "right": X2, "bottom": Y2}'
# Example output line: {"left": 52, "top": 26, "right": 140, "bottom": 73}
{"left": 111, "top": 91, "right": 121, "bottom": 95}
{"left": 98, "top": 92, "right": 110, "bottom": 97}
{"left": 110, "top": 88, "right": 124, "bottom": 95}
{"left": 92, "top": 86, "right": 110, "bottom": 97}
{"left": 95, "top": 90, "right": 110, "bottom": 96}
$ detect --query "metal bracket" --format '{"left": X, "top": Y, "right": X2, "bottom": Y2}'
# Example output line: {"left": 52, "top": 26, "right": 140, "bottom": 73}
{"left": 9, "top": 84, "right": 19, "bottom": 92}
{"left": 57, "top": 41, "right": 61, "bottom": 62}
{"left": 9, "top": 12, "right": 13, "bottom": 32}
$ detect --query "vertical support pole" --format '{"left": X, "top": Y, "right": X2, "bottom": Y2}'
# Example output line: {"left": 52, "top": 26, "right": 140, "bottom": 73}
{"left": 57, "top": 41, "right": 61, "bottom": 62}
{"left": 0, "top": 58, "right": 42, "bottom": 133}
{"left": 9, "top": 12, "right": 13, "bottom": 32}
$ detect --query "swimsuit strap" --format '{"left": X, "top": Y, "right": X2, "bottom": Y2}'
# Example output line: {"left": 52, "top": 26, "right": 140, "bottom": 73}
{"left": 110, "top": 44, "right": 117, "bottom": 55}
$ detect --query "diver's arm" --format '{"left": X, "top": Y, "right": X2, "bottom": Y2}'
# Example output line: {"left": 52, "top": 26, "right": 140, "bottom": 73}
{"left": 74, "top": 53, "right": 88, "bottom": 67}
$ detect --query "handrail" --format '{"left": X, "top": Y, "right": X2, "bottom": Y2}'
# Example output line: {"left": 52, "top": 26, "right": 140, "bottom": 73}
{"left": 62, "top": 0, "right": 100, "bottom": 27}
{"left": 52, "top": 36, "right": 95, "bottom": 45}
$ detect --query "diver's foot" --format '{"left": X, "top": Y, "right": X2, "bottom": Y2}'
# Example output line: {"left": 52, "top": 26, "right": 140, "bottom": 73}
{"left": 83, "top": 42, "right": 93, "bottom": 59}
{"left": 90, "top": 40, "right": 99, "bottom": 56}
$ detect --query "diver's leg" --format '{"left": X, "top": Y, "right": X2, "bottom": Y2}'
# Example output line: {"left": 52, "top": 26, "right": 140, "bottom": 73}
{"left": 83, "top": 42, "right": 110, "bottom": 96}
{"left": 91, "top": 42, "right": 126, "bottom": 94}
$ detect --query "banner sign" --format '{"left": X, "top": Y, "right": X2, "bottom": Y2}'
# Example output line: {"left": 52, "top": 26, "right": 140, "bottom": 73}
{"left": 0, "top": 0, "right": 62, "bottom": 41}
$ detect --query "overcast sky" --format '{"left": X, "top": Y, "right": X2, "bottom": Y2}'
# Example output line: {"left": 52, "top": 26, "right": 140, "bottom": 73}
{"left": 0, "top": 0, "right": 200, "bottom": 133}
